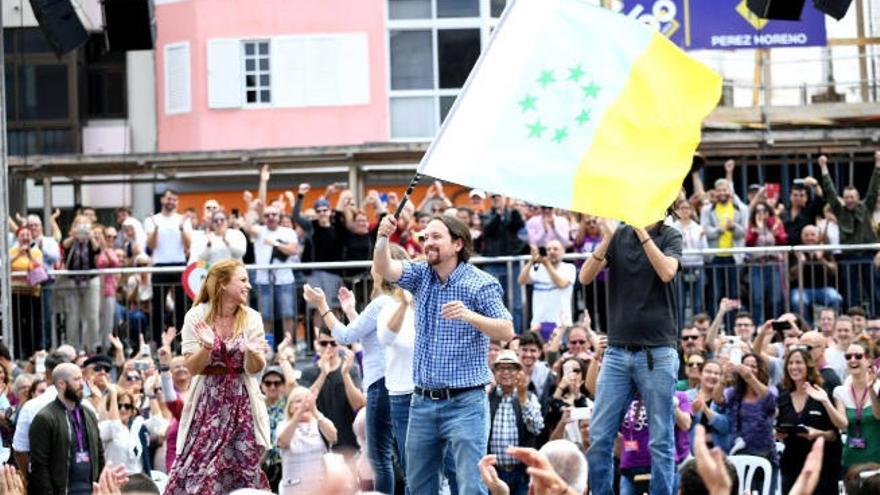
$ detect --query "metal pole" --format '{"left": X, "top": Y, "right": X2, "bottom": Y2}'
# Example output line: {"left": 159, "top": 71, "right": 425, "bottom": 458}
{"left": 0, "top": 5, "right": 14, "bottom": 358}
{"left": 42, "top": 177, "right": 53, "bottom": 237}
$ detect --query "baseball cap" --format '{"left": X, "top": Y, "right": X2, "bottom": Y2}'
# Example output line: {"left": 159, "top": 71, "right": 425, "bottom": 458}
{"left": 469, "top": 189, "right": 487, "bottom": 199}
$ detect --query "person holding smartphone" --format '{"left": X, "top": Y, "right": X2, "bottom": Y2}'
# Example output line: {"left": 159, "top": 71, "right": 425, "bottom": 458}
{"left": 517, "top": 240, "right": 576, "bottom": 332}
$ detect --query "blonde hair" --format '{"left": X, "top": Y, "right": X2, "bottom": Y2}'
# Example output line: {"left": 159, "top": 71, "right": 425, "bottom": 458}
{"left": 285, "top": 386, "right": 311, "bottom": 420}
{"left": 371, "top": 243, "right": 410, "bottom": 300}
{"left": 196, "top": 259, "right": 248, "bottom": 339}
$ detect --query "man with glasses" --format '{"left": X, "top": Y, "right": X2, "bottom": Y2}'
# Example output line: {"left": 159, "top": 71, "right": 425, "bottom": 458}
{"left": 298, "top": 329, "right": 364, "bottom": 455}
{"left": 144, "top": 189, "right": 192, "bottom": 340}
{"left": 260, "top": 365, "right": 289, "bottom": 491}
{"left": 677, "top": 326, "right": 704, "bottom": 381}
{"left": 484, "top": 350, "right": 544, "bottom": 495}
{"left": 243, "top": 204, "right": 298, "bottom": 347}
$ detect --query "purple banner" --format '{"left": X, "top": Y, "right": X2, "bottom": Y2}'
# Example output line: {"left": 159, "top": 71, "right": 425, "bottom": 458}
{"left": 613, "top": 0, "right": 827, "bottom": 50}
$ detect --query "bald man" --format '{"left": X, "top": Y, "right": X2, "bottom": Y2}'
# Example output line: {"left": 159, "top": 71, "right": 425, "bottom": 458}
{"left": 29, "top": 363, "right": 104, "bottom": 494}
{"left": 518, "top": 239, "right": 577, "bottom": 329}
{"left": 799, "top": 331, "right": 841, "bottom": 396}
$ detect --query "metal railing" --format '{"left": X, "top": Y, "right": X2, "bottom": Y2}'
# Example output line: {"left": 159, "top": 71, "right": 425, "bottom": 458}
{"left": 6, "top": 243, "right": 879, "bottom": 359}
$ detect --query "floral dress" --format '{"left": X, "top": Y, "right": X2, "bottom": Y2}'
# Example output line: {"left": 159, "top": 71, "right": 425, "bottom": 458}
{"left": 164, "top": 337, "right": 269, "bottom": 494}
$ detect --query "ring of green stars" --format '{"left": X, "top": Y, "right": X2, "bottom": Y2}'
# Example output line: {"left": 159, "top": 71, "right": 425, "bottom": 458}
{"left": 520, "top": 63, "right": 601, "bottom": 144}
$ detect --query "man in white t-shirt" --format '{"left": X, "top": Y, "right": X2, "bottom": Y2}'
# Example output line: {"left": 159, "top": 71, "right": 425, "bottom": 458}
{"left": 518, "top": 240, "right": 576, "bottom": 330}
{"left": 244, "top": 205, "right": 299, "bottom": 345}
{"left": 143, "top": 189, "right": 192, "bottom": 341}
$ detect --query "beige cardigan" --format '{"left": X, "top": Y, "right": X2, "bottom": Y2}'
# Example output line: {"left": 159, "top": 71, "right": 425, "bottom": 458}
{"left": 176, "top": 303, "right": 271, "bottom": 455}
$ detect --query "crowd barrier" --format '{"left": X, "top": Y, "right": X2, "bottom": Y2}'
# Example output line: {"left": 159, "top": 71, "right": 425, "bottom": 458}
{"left": 7, "top": 243, "right": 880, "bottom": 360}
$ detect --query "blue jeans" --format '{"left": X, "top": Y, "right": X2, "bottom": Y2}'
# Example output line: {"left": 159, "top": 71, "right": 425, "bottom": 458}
{"left": 587, "top": 346, "right": 679, "bottom": 495}
{"left": 790, "top": 287, "right": 843, "bottom": 323}
{"left": 391, "top": 393, "right": 457, "bottom": 495}
{"left": 367, "top": 379, "right": 395, "bottom": 494}
{"left": 406, "top": 388, "right": 488, "bottom": 495}
{"left": 484, "top": 263, "right": 523, "bottom": 333}
{"left": 748, "top": 264, "right": 781, "bottom": 323}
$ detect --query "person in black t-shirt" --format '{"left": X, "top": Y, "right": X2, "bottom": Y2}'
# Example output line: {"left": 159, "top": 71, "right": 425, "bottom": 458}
{"left": 578, "top": 211, "right": 683, "bottom": 495}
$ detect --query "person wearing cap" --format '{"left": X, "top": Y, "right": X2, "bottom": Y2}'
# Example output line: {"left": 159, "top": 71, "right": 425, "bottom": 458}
{"left": 260, "top": 365, "right": 290, "bottom": 491}
{"left": 485, "top": 350, "right": 544, "bottom": 495}
{"left": 469, "top": 189, "right": 487, "bottom": 213}
{"left": 82, "top": 354, "right": 116, "bottom": 405}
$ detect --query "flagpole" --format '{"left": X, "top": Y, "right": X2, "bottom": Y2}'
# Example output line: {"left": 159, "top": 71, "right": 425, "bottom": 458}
{"left": 393, "top": 173, "right": 421, "bottom": 218}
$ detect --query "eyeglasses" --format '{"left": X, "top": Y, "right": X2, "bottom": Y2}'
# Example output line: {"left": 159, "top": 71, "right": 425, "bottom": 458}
{"left": 317, "top": 340, "right": 337, "bottom": 348}
{"left": 568, "top": 339, "right": 587, "bottom": 345}
{"left": 681, "top": 335, "right": 700, "bottom": 341}
{"left": 262, "top": 380, "right": 284, "bottom": 387}
{"left": 126, "top": 375, "right": 142, "bottom": 382}
{"left": 118, "top": 403, "right": 135, "bottom": 411}
{"left": 213, "top": 217, "right": 227, "bottom": 223}
{"left": 495, "top": 365, "right": 519, "bottom": 373}
{"left": 687, "top": 362, "right": 704, "bottom": 368}
{"left": 845, "top": 353, "right": 865, "bottom": 361}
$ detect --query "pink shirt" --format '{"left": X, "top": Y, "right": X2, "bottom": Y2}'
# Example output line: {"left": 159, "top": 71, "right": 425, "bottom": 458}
{"left": 95, "top": 249, "right": 122, "bottom": 297}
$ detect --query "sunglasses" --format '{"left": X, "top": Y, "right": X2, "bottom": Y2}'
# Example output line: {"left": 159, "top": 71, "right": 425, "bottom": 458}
{"left": 263, "top": 380, "right": 284, "bottom": 387}
{"left": 317, "top": 340, "right": 337, "bottom": 348}
{"left": 567, "top": 368, "right": 582, "bottom": 374}
{"left": 495, "top": 365, "right": 519, "bottom": 373}
{"left": 126, "top": 375, "right": 142, "bottom": 382}
{"left": 93, "top": 365, "right": 111, "bottom": 373}
{"left": 788, "top": 344, "right": 814, "bottom": 352}
{"left": 687, "top": 362, "right": 704, "bottom": 368}
{"left": 568, "top": 339, "right": 587, "bottom": 345}
{"left": 118, "top": 403, "right": 135, "bottom": 411}
{"left": 845, "top": 353, "right": 865, "bottom": 361}
{"left": 681, "top": 335, "right": 700, "bottom": 341}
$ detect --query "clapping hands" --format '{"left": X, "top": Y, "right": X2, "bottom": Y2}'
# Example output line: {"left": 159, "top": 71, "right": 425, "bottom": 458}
{"left": 193, "top": 321, "right": 215, "bottom": 349}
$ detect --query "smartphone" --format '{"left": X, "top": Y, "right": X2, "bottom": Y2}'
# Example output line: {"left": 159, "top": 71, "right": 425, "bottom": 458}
{"left": 563, "top": 360, "right": 580, "bottom": 376}
{"left": 569, "top": 407, "right": 591, "bottom": 421}
{"left": 729, "top": 347, "right": 742, "bottom": 366}
{"left": 134, "top": 361, "right": 149, "bottom": 371}
{"left": 772, "top": 320, "right": 792, "bottom": 332}
{"left": 35, "top": 356, "right": 46, "bottom": 374}
{"left": 538, "top": 246, "right": 547, "bottom": 257}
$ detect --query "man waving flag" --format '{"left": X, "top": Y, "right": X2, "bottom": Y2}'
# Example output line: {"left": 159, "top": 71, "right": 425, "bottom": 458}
{"left": 418, "top": 0, "right": 722, "bottom": 227}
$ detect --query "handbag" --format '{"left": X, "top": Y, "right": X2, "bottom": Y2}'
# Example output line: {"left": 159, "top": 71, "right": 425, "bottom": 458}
{"left": 26, "top": 265, "right": 50, "bottom": 286}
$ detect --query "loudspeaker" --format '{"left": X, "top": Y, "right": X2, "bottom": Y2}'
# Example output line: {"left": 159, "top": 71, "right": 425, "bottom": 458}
{"left": 28, "top": 0, "right": 89, "bottom": 56}
{"left": 102, "top": 0, "right": 156, "bottom": 51}
{"left": 814, "top": 0, "right": 853, "bottom": 20}
{"left": 747, "top": 0, "right": 806, "bottom": 20}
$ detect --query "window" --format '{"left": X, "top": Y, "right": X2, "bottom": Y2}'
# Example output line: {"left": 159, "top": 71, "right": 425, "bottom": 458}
{"left": 387, "top": 0, "right": 505, "bottom": 139}
{"left": 164, "top": 42, "right": 191, "bottom": 114}
{"left": 4, "top": 28, "right": 79, "bottom": 155}
{"left": 84, "top": 35, "right": 127, "bottom": 119}
{"left": 242, "top": 40, "right": 271, "bottom": 105}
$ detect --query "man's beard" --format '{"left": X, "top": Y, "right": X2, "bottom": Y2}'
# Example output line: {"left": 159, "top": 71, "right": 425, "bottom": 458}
{"left": 426, "top": 249, "right": 441, "bottom": 266}
{"left": 64, "top": 385, "right": 82, "bottom": 404}
{"left": 163, "top": 203, "right": 175, "bottom": 213}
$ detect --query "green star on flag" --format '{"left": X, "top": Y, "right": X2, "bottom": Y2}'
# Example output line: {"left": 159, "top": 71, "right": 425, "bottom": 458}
{"left": 552, "top": 127, "right": 568, "bottom": 143}
{"left": 519, "top": 94, "right": 537, "bottom": 112}
{"left": 538, "top": 70, "right": 555, "bottom": 88}
{"left": 582, "top": 82, "right": 600, "bottom": 99}
{"left": 527, "top": 120, "right": 547, "bottom": 138}
{"left": 575, "top": 109, "right": 592, "bottom": 126}
{"left": 568, "top": 65, "right": 585, "bottom": 82}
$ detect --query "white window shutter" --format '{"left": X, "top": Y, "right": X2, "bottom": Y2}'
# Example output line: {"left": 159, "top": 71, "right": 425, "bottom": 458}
{"left": 337, "top": 33, "right": 370, "bottom": 106}
{"left": 307, "top": 37, "right": 341, "bottom": 107}
{"left": 164, "top": 42, "right": 191, "bottom": 115}
{"left": 207, "top": 38, "right": 243, "bottom": 109}
{"left": 272, "top": 36, "right": 308, "bottom": 108}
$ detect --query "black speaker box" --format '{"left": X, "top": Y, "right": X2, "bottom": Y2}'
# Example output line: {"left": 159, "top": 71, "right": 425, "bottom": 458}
{"left": 103, "top": 0, "right": 156, "bottom": 51}
{"left": 28, "top": 0, "right": 89, "bottom": 56}
{"left": 814, "top": 0, "right": 853, "bottom": 20}
{"left": 747, "top": 0, "right": 806, "bottom": 20}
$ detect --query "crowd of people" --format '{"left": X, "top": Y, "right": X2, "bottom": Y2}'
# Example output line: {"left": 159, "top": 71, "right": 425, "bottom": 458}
{"left": 1, "top": 153, "right": 879, "bottom": 494}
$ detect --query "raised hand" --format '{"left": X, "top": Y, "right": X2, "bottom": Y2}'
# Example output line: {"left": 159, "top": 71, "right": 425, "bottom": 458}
{"left": 723, "top": 159, "right": 735, "bottom": 174}
{"left": 162, "top": 326, "right": 177, "bottom": 348}
{"left": 298, "top": 183, "right": 311, "bottom": 195}
{"left": 802, "top": 382, "right": 829, "bottom": 404}
{"left": 245, "top": 335, "right": 269, "bottom": 356}
{"left": 303, "top": 284, "right": 327, "bottom": 307}
{"left": 693, "top": 425, "right": 732, "bottom": 495}
{"left": 260, "top": 164, "right": 271, "bottom": 182}
{"left": 506, "top": 447, "right": 571, "bottom": 495}
{"left": 108, "top": 334, "right": 123, "bottom": 352}
{"left": 598, "top": 218, "right": 619, "bottom": 238}
{"left": 477, "top": 455, "right": 510, "bottom": 495}
{"left": 378, "top": 215, "right": 397, "bottom": 238}
{"left": 341, "top": 348, "right": 355, "bottom": 375}
{"left": 788, "top": 437, "right": 825, "bottom": 495}
{"left": 0, "top": 464, "right": 24, "bottom": 495}
{"left": 338, "top": 287, "right": 356, "bottom": 315}
{"left": 193, "top": 321, "right": 215, "bottom": 348}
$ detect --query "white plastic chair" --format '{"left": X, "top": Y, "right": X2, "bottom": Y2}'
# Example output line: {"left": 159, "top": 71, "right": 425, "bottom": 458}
{"left": 729, "top": 455, "right": 773, "bottom": 495}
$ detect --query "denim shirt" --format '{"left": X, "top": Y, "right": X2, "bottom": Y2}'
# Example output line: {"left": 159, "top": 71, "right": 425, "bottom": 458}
{"left": 331, "top": 295, "right": 393, "bottom": 390}
{"left": 397, "top": 260, "right": 511, "bottom": 389}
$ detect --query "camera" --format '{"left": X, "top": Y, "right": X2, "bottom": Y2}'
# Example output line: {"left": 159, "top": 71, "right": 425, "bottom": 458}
{"left": 75, "top": 223, "right": 91, "bottom": 241}
{"left": 538, "top": 246, "right": 547, "bottom": 257}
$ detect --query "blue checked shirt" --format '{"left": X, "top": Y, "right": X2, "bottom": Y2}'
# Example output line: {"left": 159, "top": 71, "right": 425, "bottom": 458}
{"left": 490, "top": 388, "right": 544, "bottom": 467}
{"left": 397, "top": 260, "right": 512, "bottom": 389}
